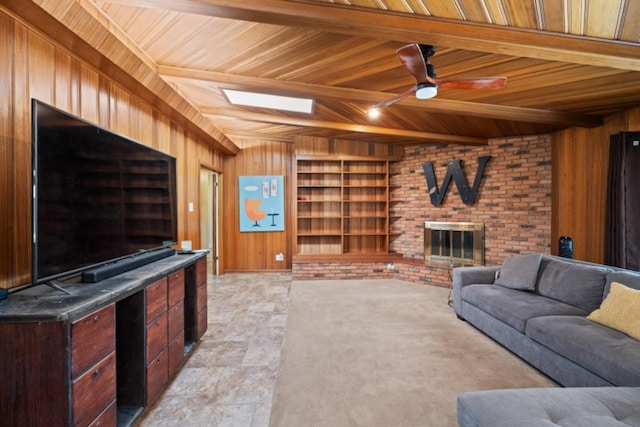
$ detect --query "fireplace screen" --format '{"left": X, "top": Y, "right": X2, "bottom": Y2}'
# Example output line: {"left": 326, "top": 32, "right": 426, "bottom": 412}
{"left": 424, "top": 221, "right": 484, "bottom": 266}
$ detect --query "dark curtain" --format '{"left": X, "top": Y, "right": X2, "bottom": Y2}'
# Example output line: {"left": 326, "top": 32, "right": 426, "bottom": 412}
{"left": 605, "top": 132, "right": 640, "bottom": 270}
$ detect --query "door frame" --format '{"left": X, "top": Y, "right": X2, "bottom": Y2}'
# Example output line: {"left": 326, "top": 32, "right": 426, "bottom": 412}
{"left": 200, "top": 167, "right": 220, "bottom": 275}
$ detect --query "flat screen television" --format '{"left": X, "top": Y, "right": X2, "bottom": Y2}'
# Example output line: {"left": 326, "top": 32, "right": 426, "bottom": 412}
{"left": 31, "top": 99, "right": 178, "bottom": 286}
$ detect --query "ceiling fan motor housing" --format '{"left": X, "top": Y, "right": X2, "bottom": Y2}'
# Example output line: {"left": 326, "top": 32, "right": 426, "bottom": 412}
{"left": 419, "top": 44, "right": 436, "bottom": 58}
{"left": 416, "top": 82, "right": 438, "bottom": 99}
{"left": 417, "top": 61, "right": 438, "bottom": 99}
{"left": 426, "top": 63, "right": 436, "bottom": 79}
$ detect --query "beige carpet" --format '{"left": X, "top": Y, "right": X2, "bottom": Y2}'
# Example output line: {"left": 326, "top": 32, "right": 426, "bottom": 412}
{"left": 269, "top": 279, "right": 556, "bottom": 427}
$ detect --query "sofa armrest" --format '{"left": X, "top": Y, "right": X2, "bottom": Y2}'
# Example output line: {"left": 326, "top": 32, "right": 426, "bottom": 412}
{"left": 452, "top": 265, "right": 500, "bottom": 316}
{"left": 453, "top": 266, "right": 499, "bottom": 287}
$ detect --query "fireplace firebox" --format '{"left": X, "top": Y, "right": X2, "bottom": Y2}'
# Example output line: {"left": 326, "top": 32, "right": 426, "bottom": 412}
{"left": 424, "top": 221, "right": 484, "bottom": 266}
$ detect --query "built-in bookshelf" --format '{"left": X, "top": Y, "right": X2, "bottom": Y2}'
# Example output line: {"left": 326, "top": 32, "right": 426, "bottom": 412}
{"left": 295, "top": 158, "right": 397, "bottom": 255}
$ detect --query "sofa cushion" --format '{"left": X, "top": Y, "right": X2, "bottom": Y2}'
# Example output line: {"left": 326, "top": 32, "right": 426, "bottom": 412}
{"left": 462, "top": 284, "right": 587, "bottom": 333}
{"left": 526, "top": 315, "right": 640, "bottom": 386}
{"left": 536, "top": 258, "right": 609, "bottom": 312}
{"left": 588, "top": 282, "right": 640, "bottom": 340}
{"left": 457, "top": 387, "right": 640, "bottom": 427}
{"left": 495, "top": 253, "right": 542, "bottom": 291}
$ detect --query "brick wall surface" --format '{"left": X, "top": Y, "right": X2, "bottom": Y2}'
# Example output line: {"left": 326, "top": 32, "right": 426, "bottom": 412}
{"left": 293, "top": 134, "right": 553, "bottom": 287}
{"left": 391, "top": 134, "right": 553, "bottom": 265}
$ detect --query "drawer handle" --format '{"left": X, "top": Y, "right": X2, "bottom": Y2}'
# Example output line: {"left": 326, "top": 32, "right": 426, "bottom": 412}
{"left": 156, "top": 320, "right": 161, "bottom": 326}
{"left": 93, "top": 368, "right": 101, "bottom": 377}
{"left": 93, "top": 315, "right": 99, "bottom": 323}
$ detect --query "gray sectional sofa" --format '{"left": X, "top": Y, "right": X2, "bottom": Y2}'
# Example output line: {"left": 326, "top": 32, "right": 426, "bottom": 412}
{"left": 452, "top": 253, "right": 640, "bottom": 427}
{"left": 453, "top": 253, "right": 640, "bottom": 387}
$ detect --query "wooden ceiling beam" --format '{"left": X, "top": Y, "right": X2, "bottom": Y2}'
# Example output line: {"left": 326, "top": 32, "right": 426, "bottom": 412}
{"left": 106, "top": 0, "right": 640, "bottom": 71}
{"left": 202, "top": 108, "right": 488, "bottom": 145}
{"left": 159, "top": 66, "right": 602, "bottom": 128}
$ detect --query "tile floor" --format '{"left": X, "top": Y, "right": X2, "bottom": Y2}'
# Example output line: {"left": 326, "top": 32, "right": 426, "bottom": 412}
{"left": 138, "top": 272, "right": 292, "bottom": 427}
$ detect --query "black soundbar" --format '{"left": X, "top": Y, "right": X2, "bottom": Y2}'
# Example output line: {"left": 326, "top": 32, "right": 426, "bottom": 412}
{"left": 82, "top": 247, "right": 176, "bottom": 283}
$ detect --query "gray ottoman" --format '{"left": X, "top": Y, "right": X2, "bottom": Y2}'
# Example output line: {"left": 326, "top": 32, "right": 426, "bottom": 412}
{"left": 457, "top": 387, "right": 640, "bottom": 427}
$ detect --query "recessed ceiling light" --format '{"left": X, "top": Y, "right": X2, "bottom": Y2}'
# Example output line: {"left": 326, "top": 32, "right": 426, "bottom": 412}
{"left": 223, "top": 89, "right": 314, "bottom": 114}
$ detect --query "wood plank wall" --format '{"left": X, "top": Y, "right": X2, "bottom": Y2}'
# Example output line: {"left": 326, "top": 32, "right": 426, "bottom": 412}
{"left": 552, "top": 106, "right": 640, "bottom": 264}
{"left": 221, "top": 136, "right": 403, "bottom": 272}
{"left": 0, "top": 10, "right": 225, "bottom": 289}
{"left": 222, "top": 139, "right": 294, "bottom": 272}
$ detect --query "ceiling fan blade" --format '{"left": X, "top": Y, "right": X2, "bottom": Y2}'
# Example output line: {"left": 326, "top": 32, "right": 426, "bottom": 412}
{"left": 371, "top": 86, "right": 416, "bottom": 109}
{"left": 435, "top": 76, "right": 507, "bottom": 90}
{"left": 396, "top": 44, "right": 428, "bottom": 82}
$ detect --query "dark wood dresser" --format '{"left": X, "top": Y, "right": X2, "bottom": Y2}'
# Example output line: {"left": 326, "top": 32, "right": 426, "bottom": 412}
{"left": 0, "top": 253, "right": 208, "bottom": 427}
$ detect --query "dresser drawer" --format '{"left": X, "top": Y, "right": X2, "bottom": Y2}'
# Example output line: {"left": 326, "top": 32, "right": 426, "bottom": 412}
{"left": 146, "top": 311, "right": 168, "bottom": 364}
{"left": 168, "top": 332, "right": 185, "bottom": 377}
{"left": 146, "top": 348, "right": 169, "bottom": 406}
{"left": 72, "top": 352, "right": 116, "bottom": 427}
{"left": 87, "top": 399, "right": 116, "bottom": 427}
{"left": 168, "top": 299, "right": 184, "bottom": 340}
{"left": 71, "top": 304, "right": 116, "bottom": 378}
{"left": 146, "top": 278, "right": 168, "bottom": 322}
{"left": 168, "top": 269, "right": 185, "bottom": 307}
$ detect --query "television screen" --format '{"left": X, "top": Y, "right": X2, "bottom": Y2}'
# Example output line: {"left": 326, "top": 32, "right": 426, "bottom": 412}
{"left": 32, "top": 99, "right": 177, "bottom": 285}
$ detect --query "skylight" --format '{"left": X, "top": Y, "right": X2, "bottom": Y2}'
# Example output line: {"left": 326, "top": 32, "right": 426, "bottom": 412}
{"left": 223, "top": 89, "right": 314, "bottom": 114}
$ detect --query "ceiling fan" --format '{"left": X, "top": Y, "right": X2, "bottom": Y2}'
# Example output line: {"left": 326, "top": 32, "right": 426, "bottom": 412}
{"left": 371, "top": 44, "right": 507, "bottom": 111}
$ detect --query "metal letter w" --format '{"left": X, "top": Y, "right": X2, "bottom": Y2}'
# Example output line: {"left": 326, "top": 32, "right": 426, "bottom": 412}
{"left": 421, "top": 156, "right": 491, "bottom": 206}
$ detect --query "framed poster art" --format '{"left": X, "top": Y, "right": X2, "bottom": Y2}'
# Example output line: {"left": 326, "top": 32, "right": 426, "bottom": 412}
{"left": 239, "top": 175, "right": 284, "bottom": 232}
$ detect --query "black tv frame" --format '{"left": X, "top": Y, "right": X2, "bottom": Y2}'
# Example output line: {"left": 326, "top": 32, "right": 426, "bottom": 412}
{"left": 30, "top": 99, "right": 178, "bottom": 291}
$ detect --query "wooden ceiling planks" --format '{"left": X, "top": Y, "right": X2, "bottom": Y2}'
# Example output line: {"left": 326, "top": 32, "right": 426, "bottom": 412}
{"left": 306, "top": 0, "right": 639, "bottom": 43}
{"left": 502, "top": 0, "right": 539, "bottom": 28}
{"left": 160, "top": 64, "right": 600, "bottom": 128}
{"left": 25, "top": 0, "right": 640, "bottom": 146}
{"left": 585, "top": 0, "right": 624, "bottom": 40}
{"left": 539, "top": 0, "right": 565, "bottom": 33}
{"left": 620, "top": 0, "right": 640, "bottom": 41}
{"left": 416, "top": 0, "right": 462, "bottom": 18}
{"left": 99, "top": 0, "right": 640, "bottom": 68}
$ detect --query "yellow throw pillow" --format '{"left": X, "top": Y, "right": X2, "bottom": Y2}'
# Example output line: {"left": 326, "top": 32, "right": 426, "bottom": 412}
{"left": 587, "top": 282, "right": 640, "bottom": 340}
